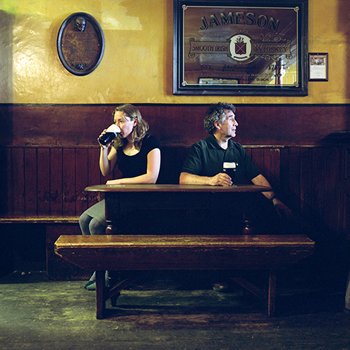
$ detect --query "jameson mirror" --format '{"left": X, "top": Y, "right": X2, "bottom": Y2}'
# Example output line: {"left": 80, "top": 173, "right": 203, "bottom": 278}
{"left": 173, "top": 0, "right": 308, "bottom": 96}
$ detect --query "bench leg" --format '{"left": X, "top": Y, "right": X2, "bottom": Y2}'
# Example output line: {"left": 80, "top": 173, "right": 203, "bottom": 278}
{"left": 109, "top": 276, "right": 141, "bottom": 307}
{"left": 230, "top": 276, "right": 265, "bottom": 300}
{"left": 96, "top": 272, "right": 142, "bottom": 317}
{"left": 267, "top": 271, "right": 276, "bottom": 317}
{"left": 96, "top": 270, "right": 106, "bottom": 319}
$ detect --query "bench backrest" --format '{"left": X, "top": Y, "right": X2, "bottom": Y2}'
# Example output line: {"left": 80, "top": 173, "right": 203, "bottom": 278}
{"left": 1, "top": 145, "right": 281, "bottom": 217}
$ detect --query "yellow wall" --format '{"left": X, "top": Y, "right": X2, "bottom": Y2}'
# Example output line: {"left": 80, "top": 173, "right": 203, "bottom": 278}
{"left": 0, "top": 0, "right": 349, "bottom": 104}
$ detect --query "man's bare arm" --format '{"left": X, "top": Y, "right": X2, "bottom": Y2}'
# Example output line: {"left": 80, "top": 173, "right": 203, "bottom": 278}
{"left": 179, "top": 172, "right": 232, "bottom": 186}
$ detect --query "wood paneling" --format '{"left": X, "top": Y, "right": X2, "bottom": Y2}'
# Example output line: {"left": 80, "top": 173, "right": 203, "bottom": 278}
{"left": 11, "top": 147, "right": 25, "bottom": 215}
{"left": 1, "top": 104, "right": 349, "bottom": 147}
{"left": 62, "top": 148, "right": 76, "bottom": 215}
{"left": 75, "top": 148, "right": 89, "bottom": 215}
{"left": 0, "top": 103, "right": 349, "bottom": 241}
{"left": 50, "top": 148, "right": 63, "bottom": 215}
{"left": 37, "top": 148, "right": 50, "bottom": 215}
{"left": 1, "top": 144, "right": 346, "bottom": 240}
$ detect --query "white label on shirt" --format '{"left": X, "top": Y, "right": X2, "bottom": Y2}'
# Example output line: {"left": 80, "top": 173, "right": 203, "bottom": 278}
{"left": 223, "top": 162, "right": 236, "bottom": 169}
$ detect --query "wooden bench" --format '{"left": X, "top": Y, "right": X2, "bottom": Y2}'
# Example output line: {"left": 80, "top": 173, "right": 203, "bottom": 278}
{"left": 54, "top": 234, "right": 315, "bottom": 319}
{"left": 0, "top": 216, "right": 82, "bottom": 279}
{"left": 0, "top": 215, "right": 79, "bottom": 225}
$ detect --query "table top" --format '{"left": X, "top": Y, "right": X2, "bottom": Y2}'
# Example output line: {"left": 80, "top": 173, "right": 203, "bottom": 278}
{"left": 85, "top": 184, "right": 272, "bottom": 193}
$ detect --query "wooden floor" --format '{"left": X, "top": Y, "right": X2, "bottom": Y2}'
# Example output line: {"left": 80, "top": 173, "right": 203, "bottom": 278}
{"left": 1, "top": 269, "right": 350, "bottom": 350}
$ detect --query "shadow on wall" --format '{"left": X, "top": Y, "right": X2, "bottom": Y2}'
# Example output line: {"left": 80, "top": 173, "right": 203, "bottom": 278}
{"left": 338, "top": 0, "right": 350, "bottom": 105}
{"left": 0, "top": 9, "right": 14, "bottom": 215}
{"left": 0, "top": 10, "right": 13, "bottom": 103}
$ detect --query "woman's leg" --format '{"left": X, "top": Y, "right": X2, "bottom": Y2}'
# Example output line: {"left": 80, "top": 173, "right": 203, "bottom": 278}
{"left": 88, "top": 218, "right": 106, "bottom": 235}
{"left": 79, "top": 211, "right": 106, "bottom": 236}
{"left": 79, "top": 213, "right": 107, "bottom": 289}
{"left": 79, "top": 212, "right": 93, "bottom": 235}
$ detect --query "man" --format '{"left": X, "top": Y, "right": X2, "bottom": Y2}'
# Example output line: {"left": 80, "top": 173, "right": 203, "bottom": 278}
{"left": 180, "top": 102, "right": 291, "bottom": 292}
{"left": 180, "top": 102, "right": 291, "bottom": 218}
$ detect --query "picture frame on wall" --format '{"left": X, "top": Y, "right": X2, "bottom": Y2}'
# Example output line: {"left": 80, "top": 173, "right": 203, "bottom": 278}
{"left": 57, "top": 12, "right": 105, "bottom": 76}
{"left": 173, "top": 0, "right": 309, "bottom": 96}
{"left": 308, "top": 53, "right": 328, "bottom": 81}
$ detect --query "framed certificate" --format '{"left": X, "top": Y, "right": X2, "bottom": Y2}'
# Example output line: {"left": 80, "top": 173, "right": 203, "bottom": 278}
{"left": 173, "top": 0, "right": 309, "bottom": 96}
{"left": 309, "top": 53, "right": 328, "bottom": 81}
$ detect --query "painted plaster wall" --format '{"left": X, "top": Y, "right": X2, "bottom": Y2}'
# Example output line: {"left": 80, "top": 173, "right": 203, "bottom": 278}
{"left": 0, "top": 0, "right": 349, "bottom": 104}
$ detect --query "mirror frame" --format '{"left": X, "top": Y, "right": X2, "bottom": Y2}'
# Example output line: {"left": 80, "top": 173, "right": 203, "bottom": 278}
{"left": 173, "top": 0, "right": 308, "bottom": 96}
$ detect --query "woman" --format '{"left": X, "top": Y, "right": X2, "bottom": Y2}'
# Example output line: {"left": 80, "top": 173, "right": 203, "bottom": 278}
{"left": 79, "top": 104, "right": 161, "bottom": 290}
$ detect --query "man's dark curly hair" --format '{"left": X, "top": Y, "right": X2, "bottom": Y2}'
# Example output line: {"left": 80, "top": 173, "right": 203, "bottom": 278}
{"left": 204, "top": 102, "right": 236, "bottom": 134}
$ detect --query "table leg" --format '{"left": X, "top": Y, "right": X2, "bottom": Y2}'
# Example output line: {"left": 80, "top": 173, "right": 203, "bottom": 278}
{"left": 242, "top": 213, "right": 254, "bottom": 235}
{"left": 268, "top": 271, "right": 276, "bottom": 317}
{"left": 241, "top": 193, "right": 257, "bottom": 235}
{"left": 96, "top": 270, "right": 106, "bottom": 319}
{"left": 105, "top": 193, "right": 120, "bottom": 234}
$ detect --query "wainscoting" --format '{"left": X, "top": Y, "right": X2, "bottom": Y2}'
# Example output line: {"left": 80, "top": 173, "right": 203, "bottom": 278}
{"left": 1, "top": 144, "right": 346, "bottom": 240}
{"left": 0, "top": 103, "right": 349, "bottom": 245}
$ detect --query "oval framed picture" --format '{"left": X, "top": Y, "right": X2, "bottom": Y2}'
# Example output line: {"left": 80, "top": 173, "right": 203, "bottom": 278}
{"left": 57, "top": 12, "right": 105, "bottom": 76}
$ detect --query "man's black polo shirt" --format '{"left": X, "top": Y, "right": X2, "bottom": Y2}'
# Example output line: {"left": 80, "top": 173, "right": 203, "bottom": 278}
{"left": 181, "top": 135, "right": 260, "bottom": 184}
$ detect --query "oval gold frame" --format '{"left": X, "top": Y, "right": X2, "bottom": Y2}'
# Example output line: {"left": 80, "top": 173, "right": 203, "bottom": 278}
{"left": 57, "top": 12, "right": 105, "bottom": 76}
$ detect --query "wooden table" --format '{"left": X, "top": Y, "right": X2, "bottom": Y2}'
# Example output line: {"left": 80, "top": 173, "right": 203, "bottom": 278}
{"left": 58, "top": 184, "right": 314, "bottom": 318}
{"left": 85, "top": 184, "right": 273, "bottom": 235}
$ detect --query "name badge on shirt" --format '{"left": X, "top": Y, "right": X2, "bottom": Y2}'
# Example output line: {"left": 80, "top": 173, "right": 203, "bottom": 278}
{"left": 223, "top": 162, "right": 237, "bottom": 169}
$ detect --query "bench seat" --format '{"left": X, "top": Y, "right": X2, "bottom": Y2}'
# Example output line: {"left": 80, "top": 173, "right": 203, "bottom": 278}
{"left": 0, "top": 216, "right": 81, "bottom": 279}
{"left": 0, "top": 216, "right": 79, "bottom": 224}
{"left": 54, "top": 234, "right": 315, "bottom": 319}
